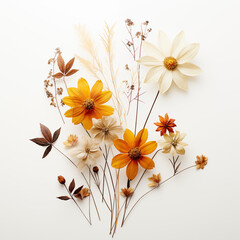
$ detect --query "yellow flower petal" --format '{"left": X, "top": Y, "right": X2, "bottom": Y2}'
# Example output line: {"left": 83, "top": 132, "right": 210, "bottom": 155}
{"left": 68, "top": 87, "right": 82, "bottom": 98}
{"left": 139, "top": 141, "right": 157, "bottom": 155}
{"left": 72, "top": 112, "right": 85, "bottom": 125}
{"left": 95, "top": 105, "right": 114, "bottom": 116}
{"left": 82, "top": 114, "right": 93, "bottom": 130}
{"left": 78, "top": 78, "right": 90, "bottom": 99}
{"left": 94, "top": 91, "right": 112, "bottom": 104}
{"left": 64, "top": 107, "right": 84, "bottom": 117}
{"left": 90, "top": 80, "right": 103, "bottom": 99}
{"left": 139, "top": 156, "right": 155, "bottom": 169}
{"left": 126, "top": 160, "right": 138, "bottom": 180}
{"left": 112, "top": 154, "right": 131, "bottom": 168}
{"left": 123, "top": 129, "right": 135, "bottom": 148}
{"left": 113, "top": 139, "right": 130, "bottom": 153}
{"left": 135, "top": 129, "right": 148, "bottom": 147}
{"left": 62, "top": 96, "right": 83, "bottom": 107}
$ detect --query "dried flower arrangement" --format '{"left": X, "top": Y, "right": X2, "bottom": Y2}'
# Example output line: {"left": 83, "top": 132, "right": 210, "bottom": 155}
{"left": 30, "top": 19, "right": 207, "bottom": 236}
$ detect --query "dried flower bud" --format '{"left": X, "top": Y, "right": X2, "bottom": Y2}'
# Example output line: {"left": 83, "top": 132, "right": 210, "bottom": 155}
{"left": 148, "top": 173, "right": 161, "bottom": 187}
{"left": 58, "top": 175, "right": 65, "bottom": 184}
{"left": 143, "top": 20, "right": 149, "bottom": 25}
{"left": 120, "top": 187, "right": 134, "bottom": 197}
{"left": 93, "top": 166, "right": 99, "bottom": 173}
{"left": 136, "top": 32, "right": 141, "bottom": 38}
{"left": 125, "top": 18, "right": 134, "bottom": 26}
{"left": 195, "top": 155, "right": 208, "bottom": 170}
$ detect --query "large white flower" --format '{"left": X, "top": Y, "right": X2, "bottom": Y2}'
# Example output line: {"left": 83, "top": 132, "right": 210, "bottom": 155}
{"left": 137, "top": 31, "right": 201, "bottom": 94}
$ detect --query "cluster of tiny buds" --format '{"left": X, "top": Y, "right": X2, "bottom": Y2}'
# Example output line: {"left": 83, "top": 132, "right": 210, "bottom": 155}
{"left": 125, "top": 19, "right": 134, "bottom": 26}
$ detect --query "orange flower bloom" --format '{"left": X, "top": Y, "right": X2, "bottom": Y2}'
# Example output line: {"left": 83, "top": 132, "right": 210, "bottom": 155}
{"left": 63, "top": 78, "right": 114, "bottom": 130}
{"left": 154, "top": 113, "right": 176, "bottom": 136}
{"left": 111, "top": 129, "right": 157, "bottom": 180}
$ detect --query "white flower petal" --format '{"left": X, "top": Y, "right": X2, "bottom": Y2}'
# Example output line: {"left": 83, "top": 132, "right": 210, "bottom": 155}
{"left": 142, "top": 41, "right": 165, "bottom": 61}
{"left": 158, "top": 31, "right": 171, "bottom": 57}
{"left": 158, "top": 70, "right": 173, "bottom": 94}
{"left": 177, "top": 43, "right": 200, "bottom": 64}
{"left": 144, "top": 66, "right": 164, "bottom": 83}
{"left": 178, "top": 63, "right": 201, "bottom": 76}
{"left": 171, "top": 31, "right": 186, "bottom": 58}
{"left": 172, "top": 69, "right": 188, "bottom": 91}
{"left": 137, "top": 56, "right": 162, "bottom": 67}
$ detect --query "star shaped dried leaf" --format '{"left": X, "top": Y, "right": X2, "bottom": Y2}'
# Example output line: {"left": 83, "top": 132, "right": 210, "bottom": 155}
{"left": 30, "top": 124, "right": 61, "bottom": 158}
{"left": 52, "top": 53, "right": 79, "bottom": 79}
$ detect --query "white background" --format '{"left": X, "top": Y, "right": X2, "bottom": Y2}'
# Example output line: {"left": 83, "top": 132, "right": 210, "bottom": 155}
{"left": 1, "top": 0, "right": 240, "bottom": 239}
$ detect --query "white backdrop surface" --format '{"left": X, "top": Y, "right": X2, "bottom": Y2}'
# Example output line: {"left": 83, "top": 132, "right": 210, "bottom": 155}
{"left": 0, "top": 0, "right": 240, "bottom": 239}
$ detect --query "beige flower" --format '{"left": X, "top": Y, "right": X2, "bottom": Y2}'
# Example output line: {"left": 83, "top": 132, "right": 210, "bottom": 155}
{"left": 90, "top": 116, "right": 123, "bottom": 144}
{"left": 120, "top": 187, "right": 134, "bottom": 197}
{"left": 159, "top": 131, "right": 188, "bottom": 155}
{"left": 195, "top": 155, "right": 208, "bottom": 170}
{"left": 137, "top": 31, "right": 201, "bottom": 94}
{"left": 74, "top": 188, "right": 91, "bottom": 200}
{"left": 71, "top": 136, "right": 102, "bottom": 169}
{"left": 63, "top": 134, "right": 78, "bottom": 147}
{"left": 148, "top": 173, "right": 161, "bottom": 187}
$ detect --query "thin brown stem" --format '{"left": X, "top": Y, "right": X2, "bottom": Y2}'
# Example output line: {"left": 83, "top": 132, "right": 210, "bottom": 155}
{"left": 87, "top": 166, "right": 111, "bottom": 211}
{"left": 52, "top": 55, "right": 65, "bottom": 124}
{"left": 64, "top": 184, "right": 91, "bottom": 225}
{"left": 122, "top": 165, "right": 196, "bottom": 225}
{"left": 142, "top": 91, "right": 159, "bottom": 130}
{"left": 52, "top": 145, "right": 77, "bottom": 167}
{"left": 81, "top": 172, "right": 101, "bottom": 221}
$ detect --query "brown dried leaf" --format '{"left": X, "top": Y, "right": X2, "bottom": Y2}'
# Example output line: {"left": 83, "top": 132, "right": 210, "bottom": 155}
{"left": 52, "top": 72, "right": 64, "bottom": 79}
{"left": 42, "top": 145, "right": 52, "bottom": 158}
{"left": 73, "top": 185, "right": 83, "bottom": 195}
{"left": 57, "top": 196, "right": 70, "bottom": 200}
{"left": 52, "top": 127, "right": 61, "bottom": 143}
{"left": 69, "top": 179, "right": 75, "bottom": 193}
{"left": 57, "top": 54, "right": 65, "bottom": 73}
{"left": 30, "top": 138, "right": 49, "bottom": 146}
{"left": 66, "top": 69, "right": 78, "bottom": 77}
{"left": 65, "top": 57, "right": 75, "bottom": 74}
{"left": 40, "top": 123, "right": 52, "bottom": 143}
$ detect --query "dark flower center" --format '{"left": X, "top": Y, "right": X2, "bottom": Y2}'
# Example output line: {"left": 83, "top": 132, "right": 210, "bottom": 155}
{"left": 83, "top": 99, "right": 94, "bottom": 110}
{"left": 128, "top": 147, "right": 141, "bottom": 160}
{"left": 164, "top": 57, "right": 178, "bottom": 70}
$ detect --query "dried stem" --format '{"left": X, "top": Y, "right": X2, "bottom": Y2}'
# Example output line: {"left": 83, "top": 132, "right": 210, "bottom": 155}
{"left": 64, "top": 184, "right": 91, "bottom": 225}
{"left": 52, "top": 53, "right": 65, "bottom": 124}
{"left": 81, "top": 171, "right": 101, "bottom": 221}
{"left": 122, "top": 165, "right": 196, "bottom": 225}
{"left": 52, "top": 145, "right": 77, "bottom": 167}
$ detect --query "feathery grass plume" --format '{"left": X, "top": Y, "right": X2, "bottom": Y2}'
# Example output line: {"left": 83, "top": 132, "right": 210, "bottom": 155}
{"left": 75, "top": 24, "right": 127, "bottom": 126}
{"left": 100, "top": 23, "right": 127, "bottom": 126}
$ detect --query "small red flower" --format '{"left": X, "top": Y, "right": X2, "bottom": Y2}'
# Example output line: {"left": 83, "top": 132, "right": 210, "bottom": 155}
{"left": 154, "top": 113, "right": 176, "bottom": 136}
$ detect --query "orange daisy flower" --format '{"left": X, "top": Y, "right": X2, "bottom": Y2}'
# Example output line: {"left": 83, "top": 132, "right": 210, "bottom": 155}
{"left": 63, "top": 78, "right": 114, "bottom": 130}
{"left": 111, "top": 129, "right": 157, "bottom": 180}
{"left": 154, "top": 113, "right": 176, "bottom": 136}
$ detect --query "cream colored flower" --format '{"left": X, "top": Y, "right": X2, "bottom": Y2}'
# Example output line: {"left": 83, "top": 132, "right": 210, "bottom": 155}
{"left": 137, "top": 31, "right": 201, "bottom": 94}
{"left": 71, "top": 136, "right": 102, "bottom": 169}
{"left": 159, "top": 131, "right": 188, "bottom": 155}
{"left": 90, "top": 116, "right": 123, "bottom": 144}
{"left": 148, "top": 173, "right": 161, "bottom": 187}
{"left": 63, "top": 134, "right": 78, "bottom": 147}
